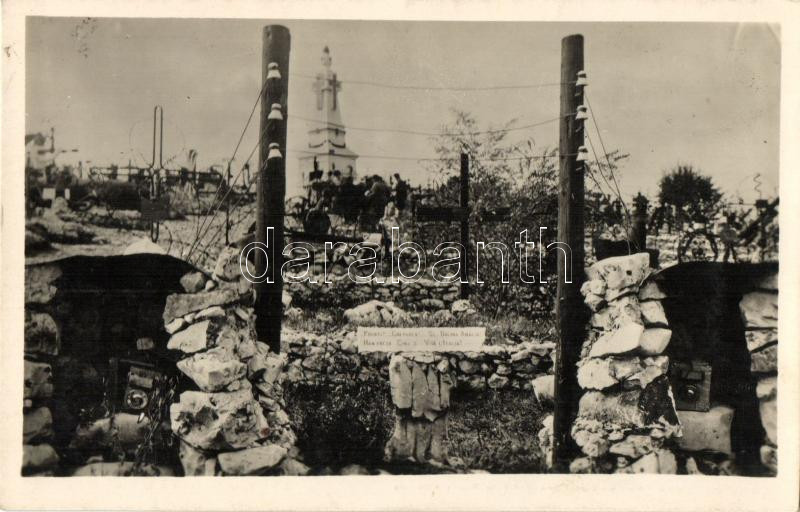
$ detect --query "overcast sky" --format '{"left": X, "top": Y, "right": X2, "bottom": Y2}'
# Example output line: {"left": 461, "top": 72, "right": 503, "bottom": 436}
{"left": 26, "top": 18, "right": 779, "bottom": 200}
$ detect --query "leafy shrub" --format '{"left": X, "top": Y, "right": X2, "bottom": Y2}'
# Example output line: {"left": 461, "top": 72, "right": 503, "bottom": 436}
{"left": 284, "top": 375, "right": 394, "bottom": 471}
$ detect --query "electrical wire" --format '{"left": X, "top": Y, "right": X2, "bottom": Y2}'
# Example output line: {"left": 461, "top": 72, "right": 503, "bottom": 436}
{"left": 289, "top": 113, "right": 565, "bottom": 137}
{"left": 291, "top": 72, "right": 569, "bottom": 91}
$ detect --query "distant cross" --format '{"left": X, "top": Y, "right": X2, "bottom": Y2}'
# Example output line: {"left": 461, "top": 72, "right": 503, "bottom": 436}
{"left": 313, "top": 46, "right": 341, "bottom": 111}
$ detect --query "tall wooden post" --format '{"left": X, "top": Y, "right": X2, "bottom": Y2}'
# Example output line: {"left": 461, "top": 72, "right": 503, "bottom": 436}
{"left": 459, "top": 153, "right": 470, "bottom": 299}
{"left": 552, "top": 34, "right": 586, "bottom": 471}
{"left": 255, "top": 25, "right": 290, "bottom": 353}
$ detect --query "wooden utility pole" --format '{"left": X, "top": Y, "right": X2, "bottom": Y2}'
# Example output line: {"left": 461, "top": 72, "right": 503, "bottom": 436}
{"left": 552, "top": 34, "right": 586, "bottom": 471}
{"left": 460, "top": 153, "right": 470, "bottom": 299}
{"left": 255, "top": 25, "right": 290, "bottom": 353}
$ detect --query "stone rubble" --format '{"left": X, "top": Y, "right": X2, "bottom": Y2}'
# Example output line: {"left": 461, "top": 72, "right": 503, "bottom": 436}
{"left": 740, "top": 278, "right": 778, "bottom": 475}
{"left": 166, "top": 248, "right": 306, "bottom": 476}
{"left": 572, "top": 253, "right": 681, "bottom": 474}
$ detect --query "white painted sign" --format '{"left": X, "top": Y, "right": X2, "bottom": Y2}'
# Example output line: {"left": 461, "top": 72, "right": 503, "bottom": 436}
{"left": 357, "top": 326, "right": 485, "bottom": 352}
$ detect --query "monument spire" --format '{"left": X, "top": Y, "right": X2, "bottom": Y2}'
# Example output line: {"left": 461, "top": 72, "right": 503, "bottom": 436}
{"left": 300, "top": 45, "right": 358, "bottom": 189}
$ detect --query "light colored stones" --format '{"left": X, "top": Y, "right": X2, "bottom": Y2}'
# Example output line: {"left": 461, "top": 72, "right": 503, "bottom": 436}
{"left": 123, "top": 238, "right": 165, "bottom": 255}
{"left": 739, "top": 291, "right": 778, "bottom": 329}
{"left": 759, "top": 397, "right": 777, "bottom": 446}
{"left": 25, "top": 264, "right": 61, "bottom": 304}
{"left": 24, "top": 360, "right": 53, "bottom": 400}
{"left": 176, "top": 347, "right": 247, "bottom": 392}
{"left": 751, "top": 345, "right": 777, "bottom": 374}
{"left": 639, "top": 328, "right": 672, "bottom": 355}
{"left": 180, "top": 271, "right": 207, "bottom": 293}
{"left": 280, "top": 457, "right": 311, "bottom": 476}
{"left": 165, "top": 317, "right": 187, "bottom": 334}
{"left": 22, "top": 444, "right": 59, "bottom": 472}
{"left": 248, "top": 344, "right": 285, "bottom": 385}
{"left": 588, "top": 322, "right": 645, "bottom": 358}
{"left": 638, "top": 280, "right": 666, "bottom": 301}
{"left": 70, "top": 462, "right": 174, "bottom": 476}
{"left": 24, "top": 311, "right": 60, "bottom": 356}
{"left": 213, "top": 246, "right": 241, "bottom": 282}
{"left": 609, "top": 434, "right": 659, "bottom": 459}
{"left": 23, "top": 407, "right": 53, "bottom": 443}
{"left": 217, "top": 444, "right": 287, "bottom": 475}
{"left": 640, "top": 300, "right": 668, "bottom": 326}
{"left": 167, "top": 320, "right": 211, "bottom": 354}
{"left": 344, "top": 300, "right": 411, "bottom": 326}
{"left": 532, "top": 375, "right": 554, "bottom": 404}
{"left": 577, "top": 356, "right": 669, "bottom": 390}
{"left": 569, "top": 457, "right": 593, "bottom": 473}
{"left": 488, "top": 373, "right": 509, "bottom": 389}
{"left": 586, "top": 253, "right": 650, "bottom": 290}
{"left": 170, "top": 388, "right": 269, "bottom": 451}
{"left": 389, "top": 355, "right": 413, "bottom": 409}
{"left": 179, "top": 440, "right": 217, "bottom": 476}
{"left": 573, "top": 428, "right": 609, "bottom": 457}
{"left": 677, "top": 406, "right": 733, "bottom": 455}
{"left": 72, "top": 413, "right": 150, "bottom": 450}
{"left": 196, "top": 305, "right": 226, "bottom": 320}
{"left": 163, "top": 288, "right": 238, "bottom": 325}
{"left": 745, "top": 330, "right": 777, "bottom": 353}
{"left": 760, "top": 444, "right": 777, "bottom": 474}
{"left": 757, "top": 376, "right": 777, "bottom": 401}
{"left": 616, "top": 449, "right": 676, "bottom": 474}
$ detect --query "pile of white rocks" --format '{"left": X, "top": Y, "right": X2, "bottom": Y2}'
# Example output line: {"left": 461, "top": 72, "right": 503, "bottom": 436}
{"left": 384, "top": 353, "right": 456, "bottom": 465}
{"left": 570, "top": 253, "right": 682, "bottom": 474}
{"left": 166, "top": 248, "right": 307, "bottom": 476}
{"left": 739, "top": 273, "right": 778, "bottom": 475}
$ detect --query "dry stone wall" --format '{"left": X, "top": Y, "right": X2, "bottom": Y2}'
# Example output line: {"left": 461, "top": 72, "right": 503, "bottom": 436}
{"left": 739, "top": 274, "right": 778, "bottom": 475}
{"left": 570, "top": 253, "right": 681, "bottom": 474}
{"left": 167, "top": 257, "right": 308, "bottom": 476}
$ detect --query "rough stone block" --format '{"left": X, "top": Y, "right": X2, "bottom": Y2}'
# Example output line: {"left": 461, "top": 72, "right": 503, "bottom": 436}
{"left": 640, "top": 300, "right": 668, "bottom": 326}
{"left": 740, "top": 291, "right": 778, "bottom": 329}
{"left": 751, "top": 345, "right": 777, "bottom": 374}
{"left": 24, "top": 311, "right": 60, "bottom": 356}
{"left": 587, "top": 253, "right": 650, "bottom": 290}
{"left": 218, "top": 444, "right": 287, "bottom": 475}
{"left": 179, "top": 440, "right": 217, "bottom": 476}
{"left": 213, "top": 246, "right": 242, "bottom": 282}
{"left": 746, "top": 330, "right": 777, "bottom": 353}
{"left": 759, "top": 397, "right": 777, "bottom": 446}
{"left": 72, "top": 413, "right": 150, "bottom": 450}
{"left": 24, "top": 360, "right": 54, "bottom": 400}
{"left": 588, "top": 322, "right": 645, "bottom": 358}
{"left": 532, "top": 375, "right": 554, "bottom": 404}
{"left": 25, "top": 264, "right": 61, "bottom": 304}
{"left": 677, "top": 406, "right": 733, "bottom": 455}
{"left": 756, "top": 376, "right": 777, "bottom": 401}
{"left": 609, "top": 434, "right": 659, "bottom": 459}
{"left": 760, "top": 444, "right": 777, "bottom": 475}
{"left": 170, "top": 388, "right": 269, "bottom": 451}
{"left": 22, "top": 444, "right": 59, "bottom": 472}
{"left": 578, "top": 390, "right": 646, "bottom": 428}
{"left": 176, "top": 347, "right": 247, "bottom": 392}
{"left": 639, "top": 328, "right": 672, "bottom": 355}
{"left": 163, "top": 289, "right": 237, "bottom": 325}
{"left": 577, "top": 356, "right": 668, "bottom": 390}
{"left": 167, "top": 320, "right": 211, "bottom": 354}
{"left": 180, "top": 271, "right": 207, "bottom": 293}
{"left": 23, "top": 407, "right": 53, "bottom": 443}
{"left": 638, "top": 280, "right": 666, "bottom": 301}
{"left": 70, "top": 462, "right": 175, "bottom": 476}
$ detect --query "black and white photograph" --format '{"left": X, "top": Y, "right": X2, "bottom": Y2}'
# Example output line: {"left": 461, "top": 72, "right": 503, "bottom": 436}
{"left": 2, "top": 6, "right": 798, "bottom": 511}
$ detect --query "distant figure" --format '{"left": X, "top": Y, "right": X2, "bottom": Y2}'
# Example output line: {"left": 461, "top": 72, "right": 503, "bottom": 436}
{"left": 364, "top": 175, "right": 391, "bottom": 230}
{"left": 719, "top": 213, "right": 740, "bottom": 263}
{"left": 393, "top": 173, "right": 409, "bottom": 212}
